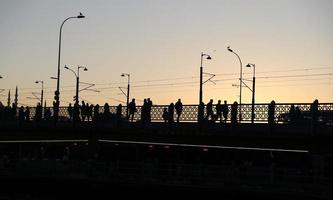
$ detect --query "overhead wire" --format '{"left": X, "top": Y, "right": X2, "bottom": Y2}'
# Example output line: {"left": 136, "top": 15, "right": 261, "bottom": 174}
{"left": 2, "top": 67, "right": 332, "bottom": 104}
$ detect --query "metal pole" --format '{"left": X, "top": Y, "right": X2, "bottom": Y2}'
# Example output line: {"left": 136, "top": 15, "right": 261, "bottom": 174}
{"left": 251, "top": 75, "right": 255, "bottom": 123}
{"left": 198, "top": 53, "right": 203, "bottom": 122}
{"left": 238, "top": 55, "right": 243, "bottom": 122}
{"left": 76, "top": 67, "right": 79, "bottom": 104}
{"left": 228, "top": 47, "right": 243, "bottom": 122}
{"left": 126, "top": 75, "right": 130, "bottom": 118}
{"left": 245, "top": 64, "right": 256, "bottom": 123}
{"left": 41, "top": 82, "right": 44, "bottom": 109}
{"left": 55, "top": 16, "right": 81, "bottom": 111}
{"left": 199, "top": 53, "right": 203, "bottom": 105}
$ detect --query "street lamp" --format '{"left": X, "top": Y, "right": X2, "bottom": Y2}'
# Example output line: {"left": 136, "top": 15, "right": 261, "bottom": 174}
{"left": 227, "top": 46, "right": 243, "bottom": 121}
{"left": 54, "top": 13, "right": 85, "bottom": 116}
{"left": 121, "top": 73, "right": 130, "bottom": 119}
{"left": 198, "top": 52, "right": 212, "bottom": 122}
{"left": 0, "top": 75, "right": 3, "bottom": 79}
{"left": 35, "top": 80, "right": 44, "bottom": 108}
{"left": 64, "top": 65, "right": 88, "bottom": 104}
{"left": 246, "top": 63, "right": 256, "bottom": 123}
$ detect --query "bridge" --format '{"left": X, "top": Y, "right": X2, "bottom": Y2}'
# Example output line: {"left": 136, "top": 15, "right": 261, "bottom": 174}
{"left": 1, "top": 102, "right": 333, "bottom": 199}
{"left": 2, "top": 102, "right": 332, "bottom": 123}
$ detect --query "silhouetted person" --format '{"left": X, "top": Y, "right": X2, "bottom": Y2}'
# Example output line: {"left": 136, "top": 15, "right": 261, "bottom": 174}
{"left": 53, "top": 100, "right": 59, "bottom": 122}
{"left": 231, "top": 101, "right": 238, "bottom": 127}
{"left": 295, "top": 106, "right": 302, "bottom": 122}
{"left": 289, "top": 104, "right": 296, "bottom": 123}
{"left": 162, "top": 108, "right": 168, "bottom": 122}
{"left": 311, "top": 99, "right": 319, "bottom": 135}
{"left": 268, "top": 100, "right": 276, "bottom": 129}
{"left": 147, "top": 98, "right": 152, "bottom": 122}
{"left": 222, "top": 100, "right": 229, "bottom": 123}
{"left": 73, "top": 102, "right": 81, "bottom": 122}
{"left": 168, "top": 103, "right": 175, "bottom": 125}
{"left": 18, "top": 106, "right": 24, "bottom": 125}
{"left": 141, "top": 99, "right": 148, "bottom": 125}
{"left": 11, "top": 103, "right": 17, "bottom": 120}
{"left": 67, "top": 103, "right": 73, "bottom": 121}
{"left": 93, "top": 104, "right": 100, "bottom": 121}
{"left": 174, "top": 99, "right": 183, "bottom": 123}
{"left": 81, "top": 101, "right": 86, "bottom": 121}
{"left": 88, "top": 104, "right": 93, "bottom": 121}
{"left": 116, "top": 104, "right": 122, "bottom": 125}
{"left": 103, "top": 103, "right": 110, "bottom": 121}
{"left": 216, "top": 100, "right": 222, "bottom": 123}
{"left": 128, "top": 98, "right": 137, "bottom": 122}
{"left": 25, "top": 106, "right": 30, "bottom": 121}
{"left": 206, "top": 99, "right": 213, "bottom": 120}
{"left": 35, "top": 103, "right": 42, "bottom": 122}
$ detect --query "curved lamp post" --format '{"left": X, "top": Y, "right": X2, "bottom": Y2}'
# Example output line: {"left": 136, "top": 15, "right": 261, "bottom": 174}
{"left": 227, "top": 46, "right": 243, "bottom": 121}
{"left": 246, "top": 63, "right": 256, "bottom": 123}
{"left": 121, "top": 73, "right": 130, "bottom": 119}
{"left": 64, "top": 65, "right": 88, "bottom": 104}
{"left": 35, "top": 80, "right": 44, "bottom": 108}
{"left": 198, "top": 52, "right": 212, "bottom": 122}
{"left": 54, "top": 13, "right": 85, "bottom": 115}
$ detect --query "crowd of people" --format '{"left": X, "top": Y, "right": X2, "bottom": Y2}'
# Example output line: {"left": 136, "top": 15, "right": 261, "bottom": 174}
{"left": 0, "top": 99, "right": 322, "bottom": 126}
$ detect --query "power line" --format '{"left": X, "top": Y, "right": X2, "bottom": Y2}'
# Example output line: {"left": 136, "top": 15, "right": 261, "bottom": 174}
{"left": 14, "top": 72, "right": 333, "bottom": 96}
{"left": 257, "top": 73, "right": 333, "bottom": 79}
{"left": 4, "top": 66, "right": 332, "bottom": 91}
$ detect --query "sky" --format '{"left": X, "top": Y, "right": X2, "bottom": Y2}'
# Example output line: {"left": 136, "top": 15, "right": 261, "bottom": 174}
{"left": 0, "top": 0, "right": 333, "bottom": 106}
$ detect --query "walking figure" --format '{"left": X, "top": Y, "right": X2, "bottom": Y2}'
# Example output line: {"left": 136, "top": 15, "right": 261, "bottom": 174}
{"left": 268, "top": 100, "right": 276, "bottom": 129}
{"left": 147, "top": 98, "right": 152, "bottom": 123}
{"left": 68, "top": 103, "right": 73, "bottom": 121}
{"left": 168, "top": 103, "right": 175, "bottom": 125}
{"left": 206, "top": 99, "right": 213, "bottom": 120}
{"left": 175, "top": 99, "right": 183, "bottom": 123}
{"left": 216, "top": 100, "right": 222, "bottom": 123}
{"left": 162, "top": 108, "right": 168, "bottom": 123}
{"left": 311, "top": 99, "right": 319, "bottom": 135}
{"left": 231, "top": 101, "right": 238, "bottom": 126}
{"left": 222, "top": 100, "right": 229, "bottom": 123}
{"left": 128, "top": 98, "right": 137, "bottom": 122}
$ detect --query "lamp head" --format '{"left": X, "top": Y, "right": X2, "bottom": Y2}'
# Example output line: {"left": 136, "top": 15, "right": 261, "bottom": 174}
{"left": 50, "top": 77, "right": 57, "bottom": 80}
{"left": 64, "top": 65, "right": 69, "bottom": 69}
{"left": 246, "top": 63, "right": 255, "bottom": 68}
{"left": 0, "top": 76, "right": 2, "bottom": 79}
{"left": 35, "top": 81, "right": 38, "bottom": 84}
{"left": 227, "top": 46, "right": 233, "bottom": 52}
{"left": 83, "top": 67, "right": 88, "bottom": 71}
{"left": 77, "top": 12, "right": 85, "bottom": 18}
{"left": 121, "top": 73, "right": 125, "bottom": 77}
{"left": 206, "top": 56, "right": 212, "bottom": 60}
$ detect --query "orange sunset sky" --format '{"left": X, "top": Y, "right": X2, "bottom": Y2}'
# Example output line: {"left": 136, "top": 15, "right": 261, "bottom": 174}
{"left": 1, "top": 0, "right": 332, "bottom": 106}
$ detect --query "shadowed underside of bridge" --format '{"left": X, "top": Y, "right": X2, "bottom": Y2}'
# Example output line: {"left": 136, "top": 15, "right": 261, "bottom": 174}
{"left": 1, "top": 122, "right": 332, "bottom": 152}
{"left": 1, "top": 122, "right": 333, "bottom": 199}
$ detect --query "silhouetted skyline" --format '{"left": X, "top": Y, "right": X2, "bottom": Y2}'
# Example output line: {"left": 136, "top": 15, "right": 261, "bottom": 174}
{"left": 0, "top": 0, "right": 333, "bottom": 106}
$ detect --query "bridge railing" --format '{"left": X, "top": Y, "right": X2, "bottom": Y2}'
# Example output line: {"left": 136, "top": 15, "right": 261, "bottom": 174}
{"left": 12, "top": 103, "right": 333, "bottom": 123}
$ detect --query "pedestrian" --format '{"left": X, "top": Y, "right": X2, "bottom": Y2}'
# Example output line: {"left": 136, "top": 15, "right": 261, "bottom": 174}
{"left": 222, "top": 100, "right": 229, "bottom": 123}
{"left": 128, "top": 98, "right": 137, "bottom": 122}
{"left": 175, "top": 99, "right": 183, "bottom": 122}
{"left": 216, "top": 100, "right": 222, "bottom": 123}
